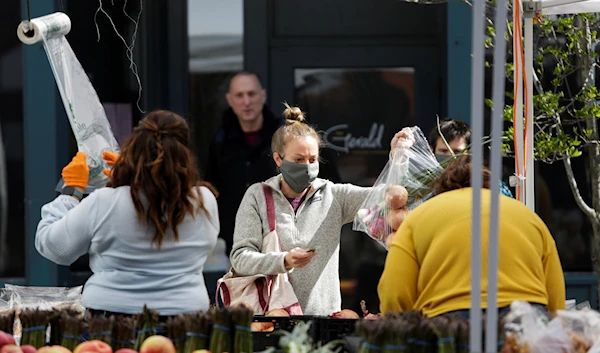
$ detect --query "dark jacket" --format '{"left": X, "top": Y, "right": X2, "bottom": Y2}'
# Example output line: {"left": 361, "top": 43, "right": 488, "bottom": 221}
{"left": 205, "top": 105, "right": 284, "bottom": 255}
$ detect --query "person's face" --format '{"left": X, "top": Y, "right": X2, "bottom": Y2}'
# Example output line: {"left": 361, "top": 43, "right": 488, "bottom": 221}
{"left": 433, "top": 137, "right": 468, "bottom": 156}
{"left": 274, "top": 136, "right": 319, "bottom": 167}
{"left": 226, "top": 74, "right": 267, "bottom": 124}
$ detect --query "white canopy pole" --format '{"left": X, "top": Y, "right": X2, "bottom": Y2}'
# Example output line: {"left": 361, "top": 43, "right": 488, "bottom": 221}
{"left": 520, "top": 1, "right": 537, "bottom": 210}
{"left": 524, "top": 16, "right": 536, "bottom": 210}
{"left": 486, "top": 0, "right": 509, "bottom": 348}
{"left": 542, "top": 0, "right": 588, "bottom": 8}
{"left": 470, "top": 0, "right": 486, "bottom": 351}
{"left": 513, "top": 3, "right": 526, "bottom": 203}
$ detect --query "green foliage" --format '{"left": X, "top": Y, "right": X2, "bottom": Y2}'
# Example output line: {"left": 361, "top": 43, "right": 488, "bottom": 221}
{"left": 485, "top": 6, "right": 600, "bottom": 164}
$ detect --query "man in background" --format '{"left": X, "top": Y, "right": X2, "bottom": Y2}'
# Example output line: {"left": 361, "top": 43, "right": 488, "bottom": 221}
{"left": 205, "top": 72, "right": 283, "bottom": 255}
{"left": 428, "top": 118, "right": 514, "bottom": 198}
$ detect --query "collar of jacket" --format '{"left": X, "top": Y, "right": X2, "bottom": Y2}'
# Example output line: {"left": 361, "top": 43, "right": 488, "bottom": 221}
{"left": 221, "top": 104, "right": 283, "bottom": 142}
{"left": 263, "top": 174, "right": 328, "bottom": 200}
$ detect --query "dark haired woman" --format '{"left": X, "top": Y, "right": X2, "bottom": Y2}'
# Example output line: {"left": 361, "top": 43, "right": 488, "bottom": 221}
{"left": 378, "top": 155, "right": 565, "bottom": 317}
{"left": 35, "top": 110, "right": 219, "bottom": 315}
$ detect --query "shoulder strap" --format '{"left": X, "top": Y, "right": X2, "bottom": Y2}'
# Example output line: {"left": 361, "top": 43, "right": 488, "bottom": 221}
{"left": 262, "top": 184, "right": 276, "bottom": 232}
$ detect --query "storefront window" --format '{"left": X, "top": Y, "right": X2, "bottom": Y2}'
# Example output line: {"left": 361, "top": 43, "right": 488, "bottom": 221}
{"left": 295, "top": 67, "right": 416, "bottom": 313}
{"left": 187, "top": 0, "right": 243, "bottom": 170}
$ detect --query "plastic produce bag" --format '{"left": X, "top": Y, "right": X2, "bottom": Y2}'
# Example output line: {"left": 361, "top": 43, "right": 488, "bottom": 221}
{"left": 4, "top": 285, "right": 84, "bottom": 312}
{"left": 352, "top": 126, "right": 443, "bottom": 249}
{"left": 556, "top": 308, "right": 600, "bottom": 352}
{"left": 0, "top": 288, "right": 16, "bottom": 311}
{"left": 503, "top": 301, "right": 576, "bottom": 353}
{"left": 16, "top": 13, "right": 120, "bottom": 194}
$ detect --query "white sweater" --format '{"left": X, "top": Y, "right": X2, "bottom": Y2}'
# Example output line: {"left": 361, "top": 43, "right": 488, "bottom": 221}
{"left": 35, "top": 186, "right": 219, "bottom": 315}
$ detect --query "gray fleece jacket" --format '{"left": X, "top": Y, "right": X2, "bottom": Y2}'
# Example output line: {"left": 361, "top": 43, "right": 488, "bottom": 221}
{"left": 230, "top": 175, "right": 371, "bottom": 315}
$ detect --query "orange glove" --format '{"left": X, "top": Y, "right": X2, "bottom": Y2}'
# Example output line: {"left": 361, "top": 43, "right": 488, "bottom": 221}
{"left": 62, "top": 152, "right": 89, "bottom": 189}
{"left": 102, "top": 151, "right": 120, "bottom": 178}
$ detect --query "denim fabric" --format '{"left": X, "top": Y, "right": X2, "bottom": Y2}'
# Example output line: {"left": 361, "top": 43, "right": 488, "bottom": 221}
{"left": 440, "top": 303, "right": 548, "bottom": 320}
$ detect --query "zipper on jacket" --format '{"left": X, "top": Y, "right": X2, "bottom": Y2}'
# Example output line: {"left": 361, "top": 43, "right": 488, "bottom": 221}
{"left": 271, "top": 186, "right": 318, "bottom": 242}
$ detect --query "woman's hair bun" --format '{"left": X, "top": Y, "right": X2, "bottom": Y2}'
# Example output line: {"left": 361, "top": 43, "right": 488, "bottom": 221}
{"left": 282, "top": 102, "right": 305, "bottom": 122}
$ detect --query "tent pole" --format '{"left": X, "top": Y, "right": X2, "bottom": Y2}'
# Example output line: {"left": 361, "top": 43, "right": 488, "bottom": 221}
{"left": 486, "top": 0, "right": 509, "bottom": 347}
{"left": 525, "top": 16, "right": 536, "bottom": 210}
{"left": 469, "top": 0, "right": 485, "bottom": 350}
{"left": 513, "top": 4, "right": 525, "bottom": 203}
{"left": 541, "top": 0, "right": 582, "bottom": 9}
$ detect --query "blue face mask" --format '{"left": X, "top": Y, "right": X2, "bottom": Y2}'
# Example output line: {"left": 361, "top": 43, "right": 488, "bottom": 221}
{"left": 280, "top": 160, "right": 319, "bottom": 193}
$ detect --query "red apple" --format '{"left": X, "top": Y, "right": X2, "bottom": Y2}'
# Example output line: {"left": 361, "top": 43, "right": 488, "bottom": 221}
{"left": 36, "top": 347, "right": 71, "bottom": 353}
{"left": 0, "top": 331, "right": 15, "bottom": 348}
{"left": 73, "top": 341, "right": 112, "bottom": 353}
{"left": 115, "top": 349, "right": 137, "bottom": 353}
{"left": 20, "top": 346, "right": 37, "bottom": 353}
{"left": 330, "top": 309, "right": 360, "bottom": 319}
{"left": 0, "top": 345, "right": 22, "bottom": 353}
{"left": 140, "top": 336, "right": 175, "bottom": 353}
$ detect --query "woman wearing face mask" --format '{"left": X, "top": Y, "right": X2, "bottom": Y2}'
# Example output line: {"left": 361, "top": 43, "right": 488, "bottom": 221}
{"left": 230, "top": 104, "right": 405, "bottom": 316}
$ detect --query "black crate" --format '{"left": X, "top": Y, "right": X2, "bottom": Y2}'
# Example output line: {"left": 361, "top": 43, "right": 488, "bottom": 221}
{"left": 252, "top": 315, "right": 318, "bottom": 352}
{"left": 317, "top": 318, "right": 358, "bottom": 344}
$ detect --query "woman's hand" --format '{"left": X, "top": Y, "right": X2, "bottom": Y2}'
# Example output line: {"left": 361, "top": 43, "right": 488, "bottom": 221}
{"left": 62, "top": 152, "right": 89, "bottom": 189}
{"left": 390, "top": 128, "right": 415, "bottom": 158}
{"left": 102, "top": 151, "right": 120, "bottom": 177}
{"left": 284, "top": 248, "right": 316, "bottom": 270}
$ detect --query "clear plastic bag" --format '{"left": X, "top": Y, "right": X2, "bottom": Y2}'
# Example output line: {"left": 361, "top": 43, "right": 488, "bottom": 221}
{"left": 503, "top": 301, "right": 575, "bottom": 353}
{"left": 352, "top": 126, "right": 443, "bottom": 249}
{"left": 556, "top": 308, "right": 600, "bottom": 352}
{"left": 5, "top": 285, "right": 85, "bottom": 343}
{"left": 21, "top": 13, "right": 121, "bottom": 195}
{"left": 0, "top": 288, "right": 16, "bottom": 312}
{"left": 4, "top": 285, "right": 84, "bottom": 313}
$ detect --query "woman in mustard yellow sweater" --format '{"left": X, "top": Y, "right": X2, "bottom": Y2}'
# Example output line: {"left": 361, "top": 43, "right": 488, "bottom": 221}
{"left": 378, "top": 156, "right": 565, "bottom": 317}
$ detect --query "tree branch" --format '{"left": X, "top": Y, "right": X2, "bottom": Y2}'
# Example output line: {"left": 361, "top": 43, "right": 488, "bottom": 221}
{"left": 562, "top": 156, "right": 597, "bottom": 220}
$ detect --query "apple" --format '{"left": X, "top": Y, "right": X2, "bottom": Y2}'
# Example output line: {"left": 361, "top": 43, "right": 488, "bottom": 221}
{"left": 0, "top": 331, "right": 15, "bottom": 348}
{"left": 0, "top": 345, "right": 22, "bottom": 353}
{"left": 191, "top": 350, "right": 211, "bottom": 353}
{"left": 73, "top": 341, "right": 112, "bottom": 353}
{"left": 140, "top": 335, "right": 176, "bottom": 353}
{"left": 114, "top": 349, "right": 137, "bottom": 353}
{"left": 250, "top": 322, "right": 274, "bottom": 332}
{"left": 330, "top": 309, "right": 360, "bottom": 319}
{"left": 37, "top": 346, "right": 71, "bottom": 353}
{"left": 265, "top": 308, "right": 289, "bottom": 317}
{"left": 20, "top": 346, "right": 37, "bottom": 353}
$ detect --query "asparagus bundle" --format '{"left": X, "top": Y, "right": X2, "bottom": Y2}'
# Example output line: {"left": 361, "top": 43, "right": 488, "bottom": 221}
{"left": 415, "top": 317, "right": 436, "bottom": 353}
{"left": 20, "top": 309, "right": 51, "bottom": 348}
{"left": 59, "top": 311, "right": 86, "bottom": 351}
{"left": 381, "top": 320, "right": 405, "bottom": 353}
{"left": 402, "top": 311, "right": 421, "bottom": 352}
{"left": 454, "top": 316, "right": 470, "bottom": 353}
{"left": 89, "top": 315, "right": 114, "bottom": 345}
{"left": 356, "top": 319, "right": 386, "bottom": 353}
{"left": 0, "top": 310, "right": 15, "bottom": 334}
{"left": 49, "top": 307, "right": 83, "bottom": 346}
{"left": 183, "top": 312, "right": 210, "bottom": 353}
{"left": 134, "top": 306, "right": 159, "bottom": 351}
{"left": 112, "top": 315, "right": 138, "bottom": 351}
{"left": 230, "top": 306, "right": 253, "bottom": 353}
{"left": 166, "top": 315, "right": 187, "bottom": 353}
{"left": 209, "top": 308, "right": 232, "bottom": 353}
{"left": 429, "top": 316, "right": 455, "bottom": 353}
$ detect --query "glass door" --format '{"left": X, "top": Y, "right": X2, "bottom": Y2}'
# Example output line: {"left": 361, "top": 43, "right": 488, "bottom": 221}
{"left": 269, "top": 45, "right": 441, "bottom": 313}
